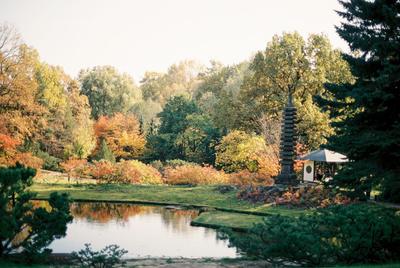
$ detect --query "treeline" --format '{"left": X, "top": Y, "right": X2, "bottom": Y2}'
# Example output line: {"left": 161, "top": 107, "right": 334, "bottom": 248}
{"left": 0, "top": 24, "right": 353, "bottom": 178}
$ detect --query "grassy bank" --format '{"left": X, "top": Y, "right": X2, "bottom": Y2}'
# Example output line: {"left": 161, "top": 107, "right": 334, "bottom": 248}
{"left": 30, "top": 183, "right": 295, "bottom": 229}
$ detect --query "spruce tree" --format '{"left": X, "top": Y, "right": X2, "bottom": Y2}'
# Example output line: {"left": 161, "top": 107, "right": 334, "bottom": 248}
{"left": 322, "top": 0, "right": 400, "bottom": 201}
{"left": 94, "top": 139, "right": 116, "bottom": 163}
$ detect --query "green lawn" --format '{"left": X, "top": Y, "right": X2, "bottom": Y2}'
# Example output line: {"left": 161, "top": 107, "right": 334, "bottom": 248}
{"left": 30, "top": 183, "right": 304, "bottom": 215}
{"left": 29, "top": 183, "right": 306, "bottom": 230}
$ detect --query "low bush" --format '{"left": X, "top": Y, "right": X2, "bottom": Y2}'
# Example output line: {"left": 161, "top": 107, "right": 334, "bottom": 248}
{"left": 222, "top": 203, "right": 400, "bottom": 266}
{"left": 164, "top": 164, "right": 228, "bottom": 185}
{"left": 89, "top": 160, "right": 163, "bottom": 185}
{"left": 71, "top": 243, "right": 127, "bottom": 268}
{"left": 117, "top": 160, "right": 163, "bottom": 185}
{"left": 229, "top": 170, "right": 274, "bottom": 186}
{"left": 89, "top": 160, "right": 117, "bottom": 182}
{"left": 237, "top": 185, "right": 353, "bottom": 208}
{"left": 275, "top": 186, "right": 353, "bottom": 208}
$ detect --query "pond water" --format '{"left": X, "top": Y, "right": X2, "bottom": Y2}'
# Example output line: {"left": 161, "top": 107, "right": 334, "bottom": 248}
{"left": 47, "top": 202, "right": 238, "bottom": 258}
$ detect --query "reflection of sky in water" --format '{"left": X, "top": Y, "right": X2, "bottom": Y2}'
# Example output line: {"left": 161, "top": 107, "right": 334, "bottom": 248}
{"left": 49, "top": 202, "right": 238, "bottom": 258}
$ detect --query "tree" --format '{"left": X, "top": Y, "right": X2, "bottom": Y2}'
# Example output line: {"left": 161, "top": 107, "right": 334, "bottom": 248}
{"left": 93, "top": 139, "right": 116, "bottom": 163}
{"left": 321, "top": 0, "right": 400, "bottom": 201}
{"left": 60, "top": 158, "right": 87, "bottom": 182}
{"left": 215, "top": 130, "right": 278, "bottom": 174}
{"left": 140, "top": 60, "right": 203, "bottom": 105}
{"left": 63, "top": 81, "right": 96, "bottom": 159}
{"left": 195, "top": 61, "right": 251, "bottom": 132}
{"left": 0, "top": 164, "right": 72, "bottom": 259}
{"left": 94, "top": 113, "right": 145, "bottom": 160}
{"left": 145, "top": 96, "right": 200, "bottom": 161}
{"left": 0, "top": 24, "right": 44, "bottom": 142}
{"left": 79, "top": 66, "right": 141, "bottom": 119}
{"left": 175, "top": 114, "right": 221, "bottom": 164}
{"left": 240, "top": 32, "right": 353, "bottom": 150}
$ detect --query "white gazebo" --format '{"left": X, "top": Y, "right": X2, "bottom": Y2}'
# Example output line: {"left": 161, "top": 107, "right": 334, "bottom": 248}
{"left": 299, "top": 149, "right": 348, "bottom": 182}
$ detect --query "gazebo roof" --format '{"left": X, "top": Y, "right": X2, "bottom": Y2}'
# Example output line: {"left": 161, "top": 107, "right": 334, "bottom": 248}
{"left": 299, "top": 149, "right": 349, "bottom": 163}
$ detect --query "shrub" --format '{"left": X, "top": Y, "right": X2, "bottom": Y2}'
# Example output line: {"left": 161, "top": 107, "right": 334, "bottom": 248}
{"left": 89, "top": 160, "right": 117, "bottom": 183}
{"left": 275, "top": 186, "right": 353, "bottom": 208}
{"left": 117, "top": 160, "right": 163, "bottom": 185}
{"left": 164, "top": 164, "right": 228, "bottom": 185}
{"left": 222, "top": 203, "right": 400, "bottom": 266}
{"left": 89, "top": 160, "right": 163, "bottom": 185}
{"left": 229, "top": 170, "right": 274, "bottom": 186}
{"left": 71, "top": 243, "right": 127, "bottom": 268}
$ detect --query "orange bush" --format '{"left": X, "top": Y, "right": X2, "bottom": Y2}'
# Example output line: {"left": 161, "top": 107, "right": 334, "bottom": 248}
{"left": 116, "top": 160, "right": 163, "bottom": 185}
{"left": 89, "top": 160, "right": 163, "bottom": 184}
{"left": 164, "top": 164, "right": 228, "bottom": 185}
{"left": 90, "top": 160, "right": 117, "bottom": 182}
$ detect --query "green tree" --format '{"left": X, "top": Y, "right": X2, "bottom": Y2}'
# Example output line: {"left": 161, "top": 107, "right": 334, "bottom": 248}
{"left": 0, "top": 164, "right": 72, "bottom": 259}
{"left": 79, "top": 66, "right": 141, "bottom": 119}
{"left": 175, "top": 114, "right": 221, "bottom": 164}
{"left": 93, "top": 139, "right": 116, "bottom": 163}
{"left": 146, "top": 96, "right": 200, "bottom": 161}
{"left": 321, "top": 0, "right": 400, "bottom": 201}
{"left": 140, "top": 60, "right": 203, "bottom": 105}
{"left": 195, "top": 61, "right": 250, "bottom": 132}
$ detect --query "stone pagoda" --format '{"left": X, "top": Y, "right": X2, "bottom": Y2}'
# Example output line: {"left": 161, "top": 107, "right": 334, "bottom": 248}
{"left": 276, "top": 94, "right": 298, "bottom": 185}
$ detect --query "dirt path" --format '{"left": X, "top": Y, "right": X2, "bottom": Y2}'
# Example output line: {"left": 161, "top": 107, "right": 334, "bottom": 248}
{"left": 124, "top": 258, "right": 270, "bottom": 267}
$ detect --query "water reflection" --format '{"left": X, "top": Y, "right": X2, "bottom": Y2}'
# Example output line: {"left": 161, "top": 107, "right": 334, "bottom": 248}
{"left": 48, "top": 202, "right": 238, "bottom": 258}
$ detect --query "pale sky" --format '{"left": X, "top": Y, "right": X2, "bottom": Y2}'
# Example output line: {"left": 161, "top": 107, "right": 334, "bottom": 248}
{"left": 0, "top": 0, "right": 347, "bottom": 81}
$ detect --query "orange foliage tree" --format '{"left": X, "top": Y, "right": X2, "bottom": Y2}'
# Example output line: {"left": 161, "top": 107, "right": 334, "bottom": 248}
{"left": 60, "top": 158, "right": 88, "bottom": 182}
{"left": 0, "top": 133, "right": 43, "bottom": 169}
{"left": 94, "top": 113, "right": 145, "bottom": 160}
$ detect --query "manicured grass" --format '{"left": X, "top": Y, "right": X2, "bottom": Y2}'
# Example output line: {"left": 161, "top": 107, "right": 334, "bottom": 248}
{"left": 192, "top": 211, "right": 265, "bottom": 230}
{"left": 30, "top": 183, "right": 305, "bottom": 216}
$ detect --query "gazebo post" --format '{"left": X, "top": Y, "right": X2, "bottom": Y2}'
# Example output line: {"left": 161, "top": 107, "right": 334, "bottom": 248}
{"left": 276, "top": 94, "right": 298, "bottom": 185}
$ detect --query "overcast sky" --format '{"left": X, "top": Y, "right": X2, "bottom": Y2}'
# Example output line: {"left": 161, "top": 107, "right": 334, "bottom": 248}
{"left": 0, "top": 0, "right": 347, "bottom": 81}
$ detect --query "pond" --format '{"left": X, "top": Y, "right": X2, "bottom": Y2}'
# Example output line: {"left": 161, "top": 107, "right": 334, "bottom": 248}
{"left": 47, "top": 202, "right": 238, "bottom": 258}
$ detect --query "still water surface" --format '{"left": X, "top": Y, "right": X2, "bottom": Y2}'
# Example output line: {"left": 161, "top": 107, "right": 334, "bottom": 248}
{"left": 48, "top": 202, "right": 238, "bottom": 258}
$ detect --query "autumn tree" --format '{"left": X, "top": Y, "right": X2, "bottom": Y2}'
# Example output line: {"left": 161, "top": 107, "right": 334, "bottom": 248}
{"left": 0, "top": 24, "right": 44, "bottom": 142}
{"left": 215, "top": 130, "right": 278, "bottom": 175}
{"left": 94, "top": 113, "right": 146, "bottom": 160}
{"left": 79, "top": 66, "right": 141, "bottom": 119}
{"left": 63, "top": 81, "right": 96, "bottom": 159}
{"left": 60, "top": 158, "right": 88, "bottom": 182}
{"left": 240, "top": 32, "right": 353, "bottom": 150}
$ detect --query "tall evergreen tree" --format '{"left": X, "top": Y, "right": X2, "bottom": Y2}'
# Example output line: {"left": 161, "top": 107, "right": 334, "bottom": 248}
{"left": 322, "top": 0, "right": 400, "bottom": 201}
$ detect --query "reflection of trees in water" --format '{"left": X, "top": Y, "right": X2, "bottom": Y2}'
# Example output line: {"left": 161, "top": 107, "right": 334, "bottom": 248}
{"left": 31, "top": 201, "right": 209, "bottom": 235}
{"left": 70, "top": 202, "right": 199, "bottom": 234}
{"left": 158, "top": 208, "right": 199, "bottom": 234}
{"left": 71, "top": 202, "right": 150, "bottom": 223}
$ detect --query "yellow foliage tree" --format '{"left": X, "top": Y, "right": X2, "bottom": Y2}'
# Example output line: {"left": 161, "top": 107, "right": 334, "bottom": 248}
{"left": 94, "top": 113, "right": 146, "bottom": 160}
